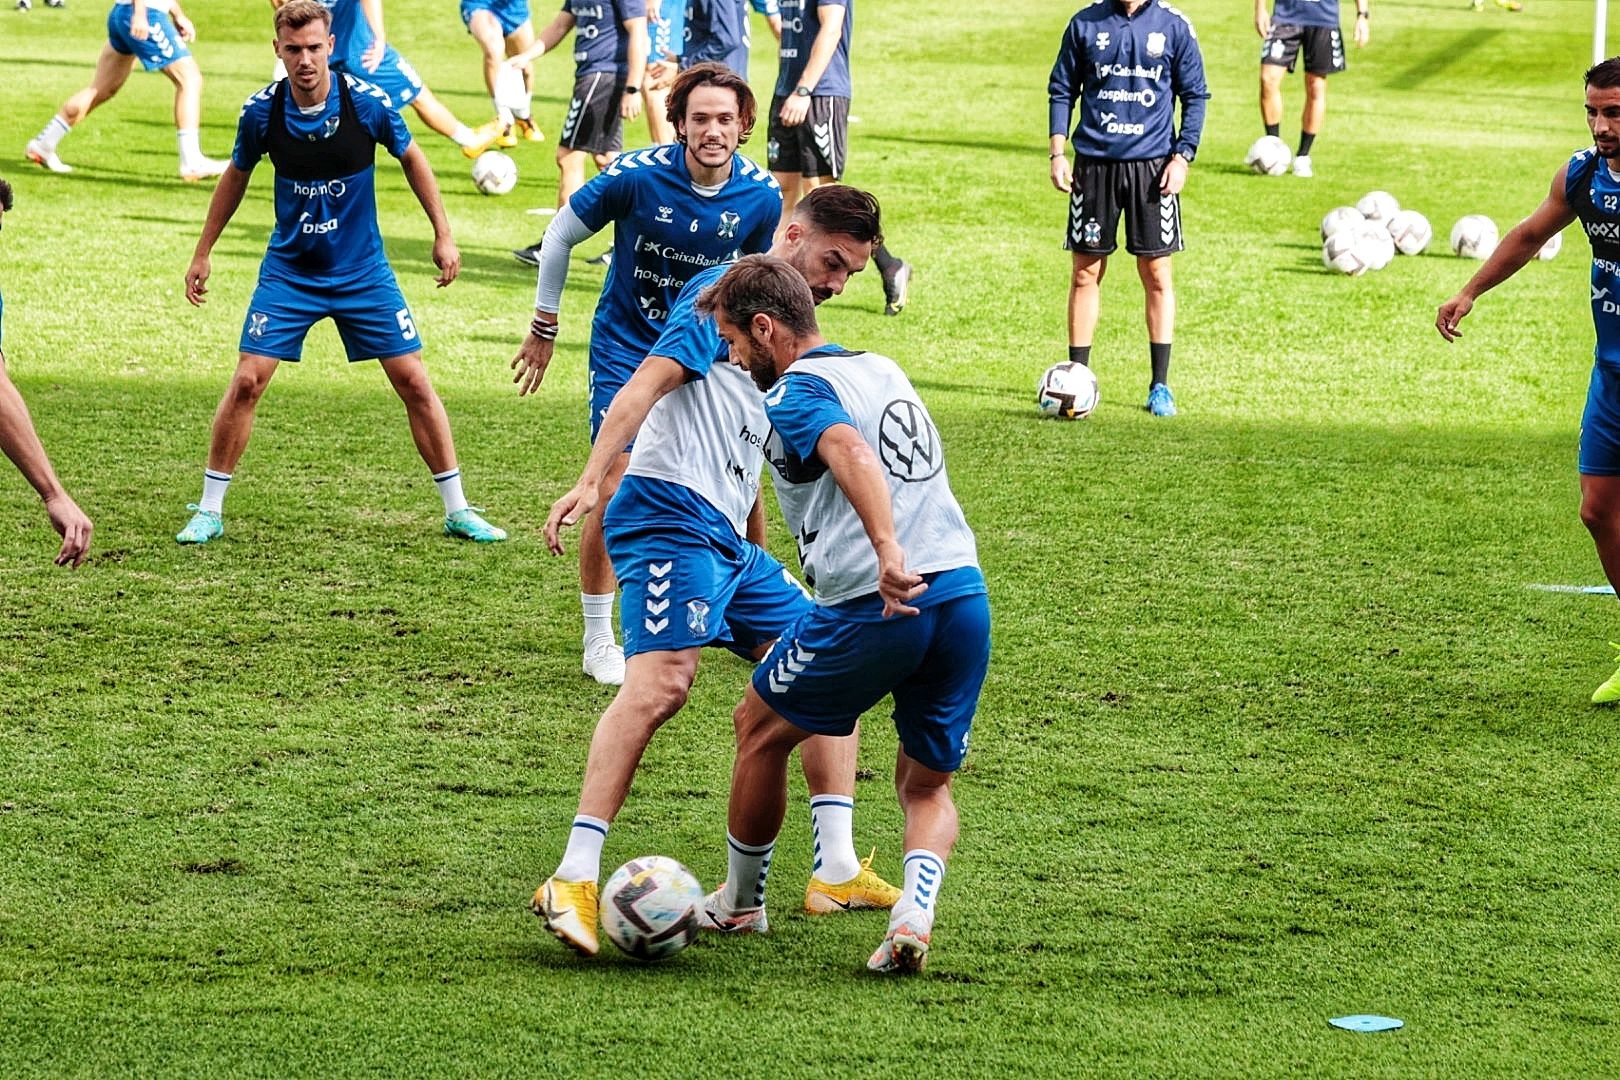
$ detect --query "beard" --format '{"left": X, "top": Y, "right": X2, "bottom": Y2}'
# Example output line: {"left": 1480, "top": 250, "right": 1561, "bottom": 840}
{"left": 744, "top": 342, "right": 778, "bottom": 392}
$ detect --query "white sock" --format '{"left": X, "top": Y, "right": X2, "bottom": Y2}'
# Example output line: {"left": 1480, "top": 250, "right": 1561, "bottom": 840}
{"left": 513, "top": 101, "right": 532, "bottom": 121}
{"left": 891, "top": 849, "right": 945, "bottom": 932}
{"left": 554, "top": 814, "right": 609, "bottom": 882}
{"left": 809, "top": 794, "right": 859, "bottom": 883}
{"left": 199, "top": 469, "right": 231, "bottom": 514}
{"left": 433, "top": 468, "right": 469, "bottom": 515}
{"left": 495, "top": 101, "right": 514, "bottom": 127}
{"left": 450, "top": 123, "right": 478, "bottom": 148}
{"left": 37, "top": 115, "right": 70, "bottom": 152}
{"left": 582, "top": 592, "right": 616, "bottom": 647}
{"left": 723, "top": 832, "right": 774, "bottom": 911}
{"left": 177, "top": 129, "right": 202, "bottom": 170}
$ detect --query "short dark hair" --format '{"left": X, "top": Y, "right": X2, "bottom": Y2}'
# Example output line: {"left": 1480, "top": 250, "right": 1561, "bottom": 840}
{"left": 1588, "top": 57, "right": 1620, "bottom": 89}
{"left": 792, "top": 184, "right": 884, "bottom": 247}
{"left": 0, "top": 178, "right": 12, "bottom": 213}
{"left": 697, "top": 254, "right": 820, "bottom": 339}
{"left": 275, "top": 0, "right": 332, "bottom": 35}
{"left": 666, "top": 62, "right": 756, "bottom": 145}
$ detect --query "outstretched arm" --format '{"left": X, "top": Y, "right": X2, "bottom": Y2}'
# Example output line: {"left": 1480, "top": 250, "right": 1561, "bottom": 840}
{"left": 507, "top": 11, "right": 575, "bottom": 66}
{"left": 1438, "top": 163, "right": 1575, "bottom": 341}
{"left": 815, "top": 422, "right": 925, "bottom": 617}
{"left": 0, "top": 359, "right": 92, "bottom": 567}
{"left": 186, "top": 162, "right": 252, "bottom": 305}
{"left": 399, "top": 142, "right": 460, "bottom": 287}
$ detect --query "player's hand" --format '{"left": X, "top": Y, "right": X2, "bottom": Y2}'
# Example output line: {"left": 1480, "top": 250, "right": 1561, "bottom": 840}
{"left": 621, "top": 91, "right": 643, "bottom": 121}
{"left": 1255, "top": 10, "right": 1271, "bottom": 37}
{"left": 876, "top": 540, "right": 925, "bottom": 618}
{"left": 1436, "top": 294, "right": 1473, "bottom": 341}
{"left": 543, "top": 481, "right": 600, "bottom": 555}
{"left": 44, "top": 492, "right": 92, "bottom": 569}
{"left": 1050, "top": 154, "right": 1072, "bottom": 193}
{"left": 778, "top": 94, "right": 809, "bottom": 128}
{"left": 362, "top": 38, "right": 385, "bottom": 72}
{"left": 185, "top": 255, "right": 211, "bottom": 306}
{"left": 1160, "top": 155, "right": 1189, "bottom": 196}
{"left": 174, "top": 14, "right": 196, "bottom": 41}
{"left": 1354, "top": 16, "right": 1369, "bottom": 47}
{"left": 511, "top": 334, "right": 556, "bottom": 396}
{"left": 432, "top": 236, "right": 460, "bottom": 287}
{"left": 130, "top": 15, "right": 151, "bottom": 40}
{"left": 647, "top": 58, "right": 677, "bottom": 91}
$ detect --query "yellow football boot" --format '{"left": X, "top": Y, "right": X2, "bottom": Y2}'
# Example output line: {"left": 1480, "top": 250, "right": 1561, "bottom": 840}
{"left": 533, "top": 877, "right": 600, "bottom": 957}
{"left": 1593, "top": 643, "right": 1620, "bottom": 704}
{"left": 804, "top": 850, "right": 901, "bottom": 914}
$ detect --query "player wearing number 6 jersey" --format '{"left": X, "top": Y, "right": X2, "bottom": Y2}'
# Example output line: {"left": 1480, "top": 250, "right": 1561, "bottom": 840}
{"left": 176, "top": 0, "right": 504, "bottom": 546}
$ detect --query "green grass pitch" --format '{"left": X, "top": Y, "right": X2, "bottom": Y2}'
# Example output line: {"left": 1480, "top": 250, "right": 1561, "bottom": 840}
{"left": 3, "top": 0, "right": 1620, "bottom": 1074}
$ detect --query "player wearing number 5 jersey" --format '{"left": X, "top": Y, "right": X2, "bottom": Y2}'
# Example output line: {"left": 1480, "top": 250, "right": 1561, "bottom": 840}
{"left": 176, "top": 1, "right": 504, "bottom": 546}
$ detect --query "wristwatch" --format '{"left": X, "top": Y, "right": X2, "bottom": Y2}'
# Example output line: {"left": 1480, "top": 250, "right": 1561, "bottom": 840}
{"left": 793, "top": 85, "right": 812, "bottom": 98}
{"left": 624, "top": 85, "right": 640, "bottom": 94}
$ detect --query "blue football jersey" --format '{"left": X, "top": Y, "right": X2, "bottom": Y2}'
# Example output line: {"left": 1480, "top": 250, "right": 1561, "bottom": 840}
{"left": 1568, "top": 147, "right": 1620, "bottom": 369}
{"left": 569, "top": 144, "right": 779, "bottom": 371}
{"left": 315, "top": 0, "right": 368, "bottom": 63}
{"left": 775, "top": 0, "right": 851, "bottom": 98}
{"left": 651, "top": 0, "right": 685, "bottom": 59}
{"left": 567, "top": 0, "right": 649, "bottom": 76}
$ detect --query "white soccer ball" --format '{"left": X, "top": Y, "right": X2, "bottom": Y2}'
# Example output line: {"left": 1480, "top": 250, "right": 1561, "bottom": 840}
{"left": 1355, "top": 190, "right": 1401, "bottom": 222}
{"left": 1036, "top": 361, "right": 1100, "bottom": 420}
{"left": 1322, "top": 229, "right": 1371, "bottom": 276}
{"left": 1385, "top": 209, "right": 1433, "bottom": 256}
{"left": 600, "top": 856, "right": 703, "bottom": 962}
{"left": 471, "top": 150, "right": 518, "bottom": 196}
{"left": 1244, "top": 135, "right": 1292, "bottom": 176}
{"left": 1537, "top": 231, "right": 1563, "bottom": 260}
{"left": 1355, "top": 220, "right": 1396, "bottom": 271}
{"left": 1320, "top": 206, "right": 1365, "bottom": 241}
{"left": 1449, "top": 214, "right": 1499, "bottom": 260}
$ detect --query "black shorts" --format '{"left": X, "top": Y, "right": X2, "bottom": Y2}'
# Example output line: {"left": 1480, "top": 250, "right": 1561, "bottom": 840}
{"left": 1065, "top": 156, "right": 1183, "bottom": 258}
{"left": 559, "top": 71, "right": 625, "bottom": 155}
{"left": 766, "top": 94, "right": 848, "bottom": 179}
{"left": 1261, "top": 23, "right": 1346, "bottom": 76}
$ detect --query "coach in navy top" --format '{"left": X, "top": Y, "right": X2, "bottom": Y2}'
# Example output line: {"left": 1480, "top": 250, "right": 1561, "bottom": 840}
{"left": 1047, "top": 0, "right": 1208, "bottom": 419}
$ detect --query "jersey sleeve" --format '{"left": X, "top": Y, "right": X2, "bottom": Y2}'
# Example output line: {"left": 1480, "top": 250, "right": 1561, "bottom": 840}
{"left": 231, "top": 89, "right": 274, "bottom": 172}
{"left": 763, "top": 372, "right": 852, "bottom": 459}
{"left": 1047, "top": 16, "right": 1086, "bottom": 139}
{"left": 568, "top": 166, "right": 634, "bottom": 233}
{"left": 650, "top": 278, "right": 725, "bottom": 377}
{"left": 352, "top": 79, "right": 414, "bottom": 158}
{"left": 1171, "top": 24, "right": 1210, "bottom": 161}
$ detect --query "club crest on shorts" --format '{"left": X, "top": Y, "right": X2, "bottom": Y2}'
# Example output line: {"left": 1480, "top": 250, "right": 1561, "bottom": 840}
{"left": 686, "top": 599, "right": 710, "bottom": 635}
{"left": 1146, "top": 32, "right": 1166, "bottom": 58}
{"left": 248, "top": 312, "right": 269, "bottom": 339}
{"left": 1083, "top": 219, "right": 1102, "bottom": 247}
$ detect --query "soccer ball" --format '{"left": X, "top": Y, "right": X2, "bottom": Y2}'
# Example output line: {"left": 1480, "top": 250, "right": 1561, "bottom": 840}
{"left": 471, "top": 150, "right": 518, "bottom": 196}
{"left": 1385, "top": 209, "right": 1433, "bottom": 256}
{"left": 1322, "top": 229, "right": 1371, "bottom": 276}
{"left": 1449, "top": 214, "right": 1499, "bottom": 259}
{"left": 600, "top": 856, "right": 704, "bottom": 961}
{"left": 1036, "top": 361, "right": 1100, "bottom": 419}
{"left": 1355, "top": 220, "right": 1396, "bottom": 271}
{"left": 1537, "top": 230, "right": 1563, "bottom": 260}
{"left": 1355, "top": 190, "right": 1400, "bottom": 222}
{"left": 1244, "top": 135, "right": 1291, "bottom": 176}
{"left": 1320, "top": 205, "right": 1365, "bottom": 240}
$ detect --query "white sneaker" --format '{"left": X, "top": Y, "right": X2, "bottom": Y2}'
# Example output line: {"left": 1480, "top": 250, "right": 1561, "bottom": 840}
{"left": 181, "top": 157, "right": 228, "bottom": 182}
{"left": 25, "top": 139, "right": 71, "bottom": 174}
{"left": 699, "top": 887, "right": 768, "bottom": 934}
{"left": 867, "top": 914, "right": 932, "bottom": 974}
{"left": 1291, "top": 154, "right": 1314, "bottom": 178}
{"left": 582, "top": 639, "right": 625, "bottom": 686}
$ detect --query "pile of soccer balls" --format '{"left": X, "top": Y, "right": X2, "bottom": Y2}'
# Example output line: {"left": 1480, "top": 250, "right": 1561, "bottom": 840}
{"left": 1318, "top": 192, "right": 1562, "bottom": 276}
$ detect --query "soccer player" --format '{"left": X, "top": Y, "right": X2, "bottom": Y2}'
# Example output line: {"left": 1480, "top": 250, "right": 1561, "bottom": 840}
{"left": 1437, "top": 58, "right": 1620, "bottom": 704}
{"left": 23, "top": 0, "right": 228, "bottom": 179}
{"left": 461, "top": 0, "right": 544, "bottom": 145}
{"left": 1256, "top": 0, "right": 1369, "bottom": 178}
{"left": 0, "top": 179, "right": 93, "bottom": 568}
{"left": 507, "top": 0, "right": 650, "bottom": 265}
{"left": 639, "top": 0, "right": 683, "bottom": 144}
{"left": 175, "top": 0, "right": 505, "bottom": 546}
{"left": 1048, "top": 0, "right": 1209, "bottom": 418}
{"left": 531, "top": 186, "right": 898, "bottom": 956}
{"left": 675, "top": 0, "right": 780, "bottom": 78}
{"left": 270, "top": 0, "right": 503, "bottom": 158}
{"left": 509, "top": 62, "right": 779, "bottom": 685}
{"left": 693, "top": 254, "right": 989, "bottom": 974}
{"left": 769, "top": 0, "right": 911, "bottom": 316}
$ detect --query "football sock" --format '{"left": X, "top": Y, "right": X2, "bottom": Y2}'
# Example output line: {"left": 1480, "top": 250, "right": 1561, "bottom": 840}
{"left": 809, "top": 794, "right": 859, "bottom": 883}
{"left": 450, "top": 124, "right": 479, "bottom": 148}
{"left": 723, "top": 833, "right": 774, "bottom": 910}
{"left": 582, "top": 592, "right": 616, "bottom": 647}
{"left": 1297, "top": 132, "right": 1317, "bottom": 157}
{"left": 555, "top": 814, "right": 609, "bottom": 882}
{"left": 177, "top": 129, "right": 203, "bottom": 170}
{"left": 1068, "top": 345, "right": 1091, "bottom": 367}
{"left": 873, "top": 244, "right": 901, "bottom": 277}
{"left": 199, "top": 469, "right": 231, "bottom": 514}
{"left": 433, "top": 468, "right": 469, "bottom": 515}
{"left": 892, "top": 849, "right": 945, "bottom": 931}
{"left": 513, "top": 103, "right": 533, "bottom": 121}
{"left": 1264, "top": 122, "right": 1280, "bottom": 138}
{"left": 37, "top": 115, "right": 71, "bottom": 152}
{"left": 1150, "top": 342, "right": 1172, "bottom": 388}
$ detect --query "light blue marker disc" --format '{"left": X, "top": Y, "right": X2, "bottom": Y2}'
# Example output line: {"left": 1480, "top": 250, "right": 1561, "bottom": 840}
{"left": 1329, "top": 1015, "right": 1403, "bottom": 1033}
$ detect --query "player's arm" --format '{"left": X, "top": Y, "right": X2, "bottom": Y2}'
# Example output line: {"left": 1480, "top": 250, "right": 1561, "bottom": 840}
{"left": 512, "top": 204, "right": 602, "bottom": 395}
{"left": 1162, "top": 28, "right": 1209, "bottom": 195}
{"left": 186, "top": 163, "right": 252, "bottom": 306}
{"left": 621, "top": 15, "right": 649, "bottom": 120}
{"left": 508, "top": 11, "right": 575, "bottom": 65}
{"left": 1047, "top": 19, "right": 1083, "bottom": 193}
{"left": 398, "top": 143, "right": 460, "bottom": 287}
{"left": 359, "top": 0, "right": 387, "bottom": 71}
{"left": 1353, "top": 2, "right": 1370, "bottom": 48}
{"left": 0, "top": 360, "right": 92, "bottom": 567}
{"left": 130, "top": 0, "right": 151, "bottom": 40}
{"left": 544, "top": 355, "right": 689, "bottom": 554}
{"left": 779, "top": 2, "right": 844, "bottom": 127}
{"left": 1438, "top": 164, "right": 1576, "bottom": 342}
{"left": 814, "top": 422, "right": 925, "bottom": 617}
{"left": 1254, "top": 0, "right": 1270, "bottom": 38}
{"left": 169, "top": 0, "right": 196, "bottom": 42}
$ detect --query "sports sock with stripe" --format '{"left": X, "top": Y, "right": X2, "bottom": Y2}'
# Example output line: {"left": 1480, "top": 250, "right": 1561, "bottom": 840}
{"left": 809, "top": 794, "right": 859, "bottom": 883}
{"left": 723, "top": 833, "right": 774, "bottom": 911}
{"left": 555, "top": 814, "right": 609, "bottom": 882}
{"left": 892, "top": 849, "right": 945, "bottom": 932}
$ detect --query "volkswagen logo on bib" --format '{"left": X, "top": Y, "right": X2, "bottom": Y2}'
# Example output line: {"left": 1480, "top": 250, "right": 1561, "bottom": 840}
{"left": 878, "top": 400, "right": 943, "bottom": 483}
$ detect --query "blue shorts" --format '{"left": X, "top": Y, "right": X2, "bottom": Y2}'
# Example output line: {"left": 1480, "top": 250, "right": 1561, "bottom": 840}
{"left": 240, "top": 267, "right": 420, "bottom": 362}
{"left": 107, "top": 5, "right": 190, "bottom": 72}
{"left": 587, "top": 350, "right": 640, "bottom": 441}
{"left": 605, "top": 520, "right": 811, "bottom": 659}
{"left": 460, "top": 0, "right": 530, "bottom": 36}
{"left": 752, "top": 592, "right": 992, "bottom": 774}
{"left": 332, "top": 47, "right": 424, "bottom": 109}
{"left": 1581, "top": 364, "right": 1620, "bottom": 476}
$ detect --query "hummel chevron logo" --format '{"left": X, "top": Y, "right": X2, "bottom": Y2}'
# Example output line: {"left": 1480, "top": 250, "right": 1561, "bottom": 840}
{"left": 653, "top": 146, "right": 673, "bottom": 165}
{"left": 649, "top": 561, "right": 672, "bottom": 577}
{"left": 646, "top": 598, "right": 669, "bottom": 615}
{"left": 648, "top": 579, "right": 671, "bottom": 597}
{"left": 644, "top": 617, "right": 669, "bottom": 634}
